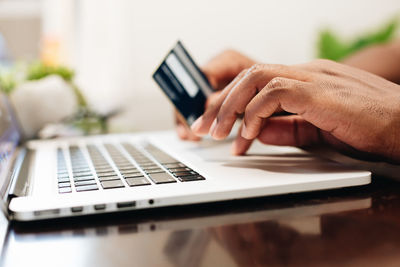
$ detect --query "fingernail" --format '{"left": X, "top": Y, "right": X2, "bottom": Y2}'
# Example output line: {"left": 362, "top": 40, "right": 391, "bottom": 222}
{"left": 177, "top": 124, "right": 188, "bottom": 139}
{"left": 210, "top": 119, "right": 218, "bottom": 137}
{"left": 190, "top": 116, "right": 203, "bottom": 132}
{"left": 231, "top": 140, "right": 240, "bottom": 155}
{"left": 241, "top": 123, "right": 248, "bottom": 138}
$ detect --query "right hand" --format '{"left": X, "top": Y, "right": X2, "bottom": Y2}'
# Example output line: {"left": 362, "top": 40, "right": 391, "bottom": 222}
{"left": 175, "top": 49, "right": 257, "bottom": 140}
{"left": 190, "top": 59, "right": 400, "bottom": 162}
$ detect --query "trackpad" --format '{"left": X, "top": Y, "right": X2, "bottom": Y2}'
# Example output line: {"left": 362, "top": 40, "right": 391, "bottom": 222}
{"left": 190, "top": 138, "right": 361, "bottom": 175}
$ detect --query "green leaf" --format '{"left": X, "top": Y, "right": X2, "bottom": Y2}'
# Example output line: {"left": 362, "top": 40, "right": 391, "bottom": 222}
{"left": 317, "top": 17, "right": 399, "bottom": 61}
{"left": 0, "top": 71, "right": 16, "bottom": 94}
{"left": 26, "top": 62, "right": 75, "bottom": 82}
{"left": 26, "top": 62, "right": 87, "bottom": 107}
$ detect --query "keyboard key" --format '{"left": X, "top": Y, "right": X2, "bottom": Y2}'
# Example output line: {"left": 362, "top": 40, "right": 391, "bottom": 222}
{"left": 163, "top": 163, "right": 186, "bottom": 168}
{"left": 99, "top": 175, "right": 120, "bottom": 181}
{"left": 74, "top": 175, "right": 95, "bottom": 181}
{"left": 73, "top": 172, "right": 93, "bottom": 177}
{"left": 118, "top": 166, "right": 138, "bottom": 171}
{"left": 72, "top": 170, "right": 90, "bottom": 175}
{"left": 96, "top": 172, "right": 117, "bottom": 177}
{"left": 93, "top": 163, "right": 109, "bottom": 168}
{"left": 58, "top": 182, "right": 71, "bottom": 188}
{"left": 119, "top": 168, "right": 140, "bottom": 173}
{"left": 73, "top": 168, "right": 91, "bottom": 173}
{"left": 120, "top": 170, "right": 141, "bottom": 175}
{"left": 111, "top": 156, "right": 126, "bottom": 161}
{"left": 76, "top": 184, "right": 99, "bottom": 192}
{"left": 57, "top": 174, "right": 69, "bottom": 179}
{"left": 168, "top": 167, "right": 191, "bottom": 172}
{"left": 142, "top": 165, "right": 161, "bottom": 170}
{"left": 126, "top": 177, "right": 150, "bottom": 186}
{"left": 156, "top": 158, "right": 178, "bottom": 164}
{"left": 92, "top": 159, "right": 107, "bottom": 164}
{"left": 75, "top": 180, "right": 97, "bottom": 186}
{"left": 147, "top": 173, "right": 176, "bottom": 184}
{"left": 145, "top": 169, "right": 165, "bottom": 174}
{"left": 178, "top": 175, "right": 205, "bottom": 182}
{"left": 59, "top": 187, "right": 72, "bottom": 193}
{"left": 95, "top": 167, "right": 114, "bottom": 172}
{"left": 137, "top": 162, "right": 155, "bottom": 166}
{"left": 101, "top": 180, "right": 125, "bottom": 189}
{"left": 58, "top": 177, "right": 70, "bottom": 183}
{"left": 115, "top": 163, "right": 134, "bottom": 168}
{"left": 123, "top": 174, "right": 145, "bottom": 179}
{"left": 71, "top": 164, "right": 89, "bottom": 169}
{"left": 173, "top": 171, "right": 198, "bottom": 177}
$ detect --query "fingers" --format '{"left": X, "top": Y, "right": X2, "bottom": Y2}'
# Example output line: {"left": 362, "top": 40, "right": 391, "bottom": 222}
{"left": 190, "top": 69, "right": 248, "bottom": 136}
{"left": 202, "top": 50, "right": 256, "bottom": 90}
{"left": 231, "top": 122, "right": 254, "bottom": 155}
{"left": 195, "top": 64, "right": 309, "bottom": 140}
{"left": 241, "top": 77, "right": 313, "bottom": 140}
{"left": 205, "top": 91, "right": 222, "bottom": 108}
{"left": 175, "top": 110, "right": 201, "bottom": 141}
{"left": 176, "top": 123, "right": 188, "bottom": 139}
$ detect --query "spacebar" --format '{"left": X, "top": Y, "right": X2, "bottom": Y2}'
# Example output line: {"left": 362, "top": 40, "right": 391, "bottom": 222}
{"left": 147, "top": 173, "right": 176, "bottom": 184}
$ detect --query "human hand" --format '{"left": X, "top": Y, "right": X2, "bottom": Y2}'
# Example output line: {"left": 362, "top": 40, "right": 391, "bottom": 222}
{"left": 190, "top": 59, "right": 400, "bottom": 163}
{"left": 175, "top": 49, "right": 256, "bottom": 141}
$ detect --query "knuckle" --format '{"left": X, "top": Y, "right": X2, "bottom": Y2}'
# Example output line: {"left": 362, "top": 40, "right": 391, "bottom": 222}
{"left": 267, "top": 77, "right": 286, "bottom": 89}
{"left": 244, "top": 104, "right": 256, "bottom": 119}
{"left": 218, "top": 112, "right": 236, "bottom": 125}
{"left": 268, "top": 87, "right": 291, "bottom": 98}
{"left": 311, "top": 58, "right": 334, "bottom": 66}
{"left": 221, "top": 49, "right": 239, "bottom": 57}
{"left": 308, "top": 59, "right": 339, "bottom": 75}
{"left": 247, "top": 63, "right": 264, "bottom": 75}
{"left": 238, "top": 68, "right": 249, "bottom": 77}
{"left": 203, "top": 105, "right": 218, "bottom": 120}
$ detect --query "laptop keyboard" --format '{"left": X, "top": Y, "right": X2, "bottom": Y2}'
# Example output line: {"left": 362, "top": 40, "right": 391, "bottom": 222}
{"left": 56, "top": 143, "right": 205, "bottom": 194}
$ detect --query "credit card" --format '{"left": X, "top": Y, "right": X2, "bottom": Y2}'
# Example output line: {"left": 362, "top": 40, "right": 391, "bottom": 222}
{"left": 152, "top": 41, "right": 214, "bottom": 126}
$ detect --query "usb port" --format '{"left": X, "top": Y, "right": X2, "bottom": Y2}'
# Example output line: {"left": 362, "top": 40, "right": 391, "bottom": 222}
{"left": 117, "top": 201, "right": 136, "bottom": 209}
{"left": 94, "top": 204, "right": 106, "bottom": 210}
{"left": 34, "top": 209, "right": 60, "bottom": 216}
{"left": 71, "top": 206, "right": 83, "bottom": 213}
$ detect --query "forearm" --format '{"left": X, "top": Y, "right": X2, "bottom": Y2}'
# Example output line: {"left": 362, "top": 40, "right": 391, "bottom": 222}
{"left": 342, "top": 39, "right": 400, "bottom": 84}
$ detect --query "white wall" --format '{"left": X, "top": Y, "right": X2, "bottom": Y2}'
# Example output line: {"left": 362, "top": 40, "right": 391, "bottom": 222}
{"left": 52, "top": 0, "right": 400, "bottom": 132}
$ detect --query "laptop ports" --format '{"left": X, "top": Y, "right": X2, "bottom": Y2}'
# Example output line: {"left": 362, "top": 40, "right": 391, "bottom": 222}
{"left": 116, "top": 201, "right": 136, "bottom": 209}
{"left": 71, "top": 206, "right": 83, "bottom": 213}
{"left": 34, "top": 209, "right": 60, "bottom": 217}
{"left": 94, "top": 204, "right": 106, "bottom": 210}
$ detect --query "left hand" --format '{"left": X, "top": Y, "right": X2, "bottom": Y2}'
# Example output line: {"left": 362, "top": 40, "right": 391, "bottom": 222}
{"left": 174, "top": 49, "right": 256, "bottom": 141}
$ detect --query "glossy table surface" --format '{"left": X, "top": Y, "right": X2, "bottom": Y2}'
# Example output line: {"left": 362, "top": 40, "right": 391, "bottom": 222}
{"left": 1, "top": 176, "right": 400, "bottom": 267}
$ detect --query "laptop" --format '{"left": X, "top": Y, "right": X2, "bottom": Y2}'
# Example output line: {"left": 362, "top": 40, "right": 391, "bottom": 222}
{"left": 0, "top": 92, "right": 370, "bottom": 221}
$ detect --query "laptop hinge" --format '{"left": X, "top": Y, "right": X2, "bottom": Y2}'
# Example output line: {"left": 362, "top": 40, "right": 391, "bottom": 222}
{"left": 8, "top": 148, "right": 34, "bottom": 198}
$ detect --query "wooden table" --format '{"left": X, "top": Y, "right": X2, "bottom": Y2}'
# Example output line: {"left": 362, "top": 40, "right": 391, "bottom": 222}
{"left": 1, "top": 177, "right": 400, "bottom": 267}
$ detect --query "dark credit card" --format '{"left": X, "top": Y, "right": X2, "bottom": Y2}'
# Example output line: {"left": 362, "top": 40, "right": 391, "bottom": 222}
{"left": 152, "top": 41, "right": 214, "bottom": 125}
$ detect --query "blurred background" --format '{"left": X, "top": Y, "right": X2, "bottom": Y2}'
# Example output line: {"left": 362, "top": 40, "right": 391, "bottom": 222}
{"left": 0, "top": 0, "right": 399, "bottom": 135}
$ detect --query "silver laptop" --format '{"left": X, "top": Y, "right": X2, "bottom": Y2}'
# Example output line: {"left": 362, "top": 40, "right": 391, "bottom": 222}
{"left": 0, "top": 93, "right": 371, "bottom": 221}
